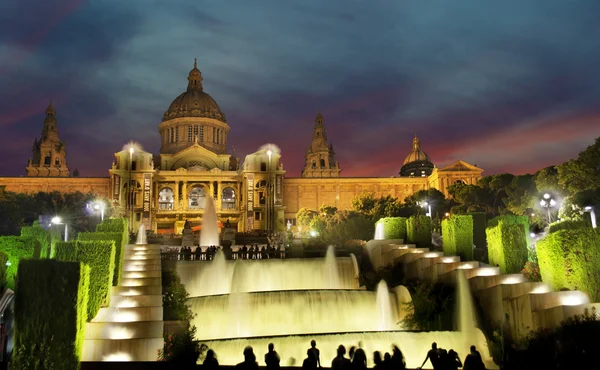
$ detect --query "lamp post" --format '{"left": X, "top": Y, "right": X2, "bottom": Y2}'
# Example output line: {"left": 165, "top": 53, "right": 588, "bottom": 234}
{"left": 584, "top": 206, "right": 597, "bottom": 229}
{"left": 420, "top": 201, "right": 432, "bottom": 218}
{"left": 129, "top": 146, "right": 135, "bottom": 233}
{"left": 51, "top": 216, "right": 68, "bottom": 241}
{"left": 93, "top": 200, "right": 105, "bottom": 221}
{"left": 539, "top": 193, "right": 556, "bottom": 224}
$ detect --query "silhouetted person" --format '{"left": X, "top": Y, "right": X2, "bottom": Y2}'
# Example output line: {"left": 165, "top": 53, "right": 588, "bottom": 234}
{"left": 463, "top": 345, "right": 485, "bottom": 370}
{"left": 391, "top": 345, "right": 406, "bottom": 370}
{"left": 349, "top": 346, "right": 356, "bottom": 362}
{"left": 373, "top": 351, "right": 384, "bottom": 370}
{"left": 308, "top": 339, "right": 321, "bottom": 368}
{"left": 331, "top": 345, "right": 352, "bottom": 370}
{"left": 445, "top": 349, "right": 462, "bottom": 370}
{"left": 265, "top": 343, "right": 280, "bottom": 370}
{"left": 352, "top": 347, "right": 367, "bottom": 370}
{"left": 383, "top": 353, "right": 392, "bottom": 370}
{"left": 418, "top": 342, "right": 441, "bottom": 369}
{"left": 303, "top": 349, "right": 318, "bottom": 370}
{"left": 236, "top": 346, "right": 259, "bottom": 370}
{"left": 204, "top": 349, "right": 219, "bottom": 370}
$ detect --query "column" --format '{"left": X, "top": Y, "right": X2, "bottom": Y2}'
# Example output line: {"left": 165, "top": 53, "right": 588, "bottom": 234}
{"left": 216, "top": 181, "right": 222, "bottom": 211}
{"left": 209, "top": 181, "right": 215, "bottom": 201}
{"left": 174, "top": 180, "right": 180, "bottom": 211}
{"left": 182, "top": 181, "right": 188, "bottom": 210}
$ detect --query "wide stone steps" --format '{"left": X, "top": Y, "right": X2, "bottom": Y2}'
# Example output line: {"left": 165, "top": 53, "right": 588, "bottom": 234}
{"left": 82, "top": 243, "right": 163, "bottom": 362}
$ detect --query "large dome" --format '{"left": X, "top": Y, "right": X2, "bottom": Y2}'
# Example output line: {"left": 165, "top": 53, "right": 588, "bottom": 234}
{"left": 162, "top": 59, "right": 226, "bottom": 122}
{"left": 400, "top": 135, "right": 434, "bottom": 177}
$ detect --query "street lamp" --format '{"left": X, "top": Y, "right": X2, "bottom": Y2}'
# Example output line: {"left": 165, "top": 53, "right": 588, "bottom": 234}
{"left": 420, "top": 201, "right": 432, "bottom": 218}
{"left": 129, "top": 146, "right": 135, "bottom": 233}
{"left": 51, "top": 216, "right": 68, "bottom": 241}
{"left": 93, "top": 200, "right": 105, "bottom": 221}
{"left": 539, "top": 193, "right": 556, "bottom": 224}
{"left": 584, "top": 206, "right": 597, "bottom": 229}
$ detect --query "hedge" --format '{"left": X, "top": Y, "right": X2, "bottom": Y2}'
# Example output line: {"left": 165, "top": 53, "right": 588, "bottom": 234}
{"left": 0, "top": 251, "right": 7, "bottom": 291}
{"left": 0, "top": 236, "right": 38, "bottom": 290}
{"left": 13, "top": 259, "right": 89, "bottom": 370}
{"left": 537, "top": 228, "right": 600, "bottom": 301}
{"left": 486, "top": 215, "right": 529, "bottom": 274}
{"left": 548, "top": 220, "right": 588, "bottom": 234}
{"left": 407, "top": 215, "right": 432, "bottom": 247}
{"left": 442, "top": 215, "right": 474, "bottom": 261}
{"left": 20, "top": 225, "right": 52, "bottom": 259}
{"left": 470, "top": 212, "right": 487, "bottom": 249}
{"left": 55, "top": 240, "right": 115, "bottom": 321}
{"left": 376, "top": 217, "right": 407, "bottom": 240}
{"left": 94, "top": 218, "right": 128, "bottom": 285}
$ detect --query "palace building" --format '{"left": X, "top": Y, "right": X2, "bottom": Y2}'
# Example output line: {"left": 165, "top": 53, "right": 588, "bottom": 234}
{"left": 0, "top": 60, "right": 483, "bottom": 234}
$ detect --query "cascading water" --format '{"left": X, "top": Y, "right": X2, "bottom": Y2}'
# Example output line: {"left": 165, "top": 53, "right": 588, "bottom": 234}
{"left": 200, "top": 195, "right": 219, "bottom": 247}
{"left": 325, "top": 246, "right": 340, "bottom": 289}
{"left": 456, "top": 269, "right": 477, "bottom": 334}
{"left": 375, "top": 280, "right": 395, "bottom": 331}
{"left": 135, "top": 224, "right": 147, "bottom": 245}
{"left": 374, "top": 222, "right": 385, "bottom": 240}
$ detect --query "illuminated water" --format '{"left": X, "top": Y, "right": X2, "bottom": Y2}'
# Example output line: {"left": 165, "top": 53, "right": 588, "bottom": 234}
{"left": 135, "top": 224, "right": 146, "bottom": 245}
{"left": 200, "top": 195, "right": 219, "bottom": 247}
{"left": 325, "top": 246, "right": 340, "bottom": 289}
{"left": 189, "top": 290, "right": 399, "bottom": 340}
{"left": 457, "top": 269, "right": 477, "bottom": 334}
{"left": 374, "top": 222, "right": 385, "bottom": 240}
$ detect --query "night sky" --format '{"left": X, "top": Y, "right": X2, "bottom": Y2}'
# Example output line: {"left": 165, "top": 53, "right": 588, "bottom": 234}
{"left": 1, "top": 0, "right": 600, "bottom": 178}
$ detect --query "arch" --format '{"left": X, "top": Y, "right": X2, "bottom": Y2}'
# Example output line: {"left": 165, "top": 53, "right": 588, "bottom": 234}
{"left": 158, "top": 187, "right": 175, "bottom": 210}
{"left": 221, "top": 187, "right": 236, "bottom": 210}
{"left": 319, "top": 159, "right": 325, "bottom": 168}
{"left": 44, "top": 156, "right": 51, "bottom": 165}
{"left": 454, "top": 179, "right": 466, "bottom": 185}
{"left": 188, "top": 186, "right": 207, "bottom": 210}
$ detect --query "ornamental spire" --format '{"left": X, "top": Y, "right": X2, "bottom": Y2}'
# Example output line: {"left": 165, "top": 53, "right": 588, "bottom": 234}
{"left": 187, "top": 58, "right": 203, "bottom": 91}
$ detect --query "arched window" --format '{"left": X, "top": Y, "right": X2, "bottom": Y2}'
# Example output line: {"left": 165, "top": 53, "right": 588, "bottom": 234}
{"left": 132, "top": 161, "right": 137, "bottom": 171}
{"left": 158, "top": 188, "right": 175, "bottom": 210}
{"left": 319, "top": 159, "right": 325, "bottom": 168}
{"left": 256, "top": 180, "right": 267, "bottom": 205}
{"left": 260, "top": 162, "right": 267, "bottom": 171}
{"left": 188, "top": 186, "right": 207, "bottom": 210}
{"left": 454, "top": 179, "right": 466, "bottom": 185}
{"left": 44, "top": 156, "right": 51, "bottom": 165}
{"left": 55, "top": 158, "right": 60, "bottom": 166}
{"left": 221, "top": 187, "right": 236, "bottom": 210}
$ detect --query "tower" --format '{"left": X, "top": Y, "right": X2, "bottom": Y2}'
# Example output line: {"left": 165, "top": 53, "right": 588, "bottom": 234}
{"left": 26, "top": 101, "right": 70, "bottom": 176}
{"left": 301, "top": 112, "right": 341, "bottom": 177}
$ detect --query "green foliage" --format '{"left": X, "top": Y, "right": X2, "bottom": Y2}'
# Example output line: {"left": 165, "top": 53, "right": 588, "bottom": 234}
{"left": 535, "top": 166, "right": 562, "bottom": 194}
{"left": 296, "top": 208, "right": 318, "bottom": 229}
{"left": 351, "top": 193, "right": 404, "bottom": 219}
{"left": 442, "top": 215, "right": 473, "bottom": 260}
{"left": 402, "top": 279, "right": 455, "bottom": 331}
{"left": 486, "top": 215, "right": 529, "bottom": 274}
{"left": 537, "top": 228, "right": 600, "bottom": 301}
{"left": 376, "top": 217, "right": 407, "bottom": 240}
{"left": 158, "top": 324, "right": 202, "bottom": 367}
{"left": 0, "top": 236, "right": 37, "bottom": 290}
{"left": 162, "top": 269, "right": 194, "bottom": 321}
{"left": 470, "top": 212, "right": 487, "bottom": 248}
{"left": 55, "top": 240, "right": 115, "bottom": 321}
{"left": 406, "top": 215, "right": 432, "bottom": 247}
{"left": 521, "top": 262, "right": 542, "bottom": 282}
{"left": 503, "top": 174, "right": 537, "bottom": 215}
{"left": 557, "top": 137, "right": 600, "bottom": 194}
{"left": 548, "top": 220, "right": 587, "bottom": 234}
{"left": 13, "top": 259, "right": 89, "bottom": 370}
{"left": 20, "top": 225, "right": 52, "bottom": 259}
{"left": 94, "top": 219, "right": 128, "bottom": 285}
{"left": 0, "top": 251, "right": 7, "bottom": 290}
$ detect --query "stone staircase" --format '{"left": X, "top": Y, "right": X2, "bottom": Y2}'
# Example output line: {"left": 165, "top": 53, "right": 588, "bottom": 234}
{"left": 82, "top": 244, "right": 164, "bottom": 361}
{"left": 371, "top": 240, "right": 600, "bottom": 342}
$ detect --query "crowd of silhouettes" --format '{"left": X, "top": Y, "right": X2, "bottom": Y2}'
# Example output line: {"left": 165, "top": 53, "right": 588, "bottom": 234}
{"left": 234, "top": 244, "right": 285, "bottom": 260}
{"left": 178, "top": 245, "right": 221, "bottom": 260}
{"left": 202, "top": 340, "right": 486, "bottom": 370}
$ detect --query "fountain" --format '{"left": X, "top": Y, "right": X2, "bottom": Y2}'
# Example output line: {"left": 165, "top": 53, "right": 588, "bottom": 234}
{"left": 375, "top": 280, "right": 394, "bottom": 331}
{"left": 135, "top": 224, "right": 147, "bottom": 245}
{"left": 456, "top": 269, "right": 477, "bottom": 335}
{"left": 325, "top": 246, "right": 340, "bottom": 289}
{"left": 200, "top": 195, "right": 219, "bottom": 247}
{"left": 374, "top": 222, "right": 385, "bottom": 240}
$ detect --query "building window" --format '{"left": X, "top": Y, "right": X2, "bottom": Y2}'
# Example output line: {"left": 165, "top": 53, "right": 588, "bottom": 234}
{"left": 260, "top": 162, "right": 267, "bottom": 171}
{"left": 221, "top": 187, "right": 236, "bottom": 210}
{"left": 254, "top": 211, "right": 262, "bottom": 221}
{"left": 194, "top": 125, "right": 199, "bottom": 141}
{"left": 212, "top": 127, "right": 216, "bottom": 143}
{"left": 44, "top": 156, "right": 51, "bottom": 165}
{"left": 312, "top": 161, "right": 316, "bottom": 169}
{"left": 199, "top": 125, "right": 204, "bottom": 142}
{"left": 285, "top": 218, "right": 297, "bottom": 226}
{"left": 320, "top": 159, "right": 325, "bottom": 168}
{"left": 132, "top": 161, "right": 137, "bottom": 171}
{"left": 158, "top": 187, "right": 174, "bottom": 210}
{"left": 188, "top": 186, "right": 207, "bottom": 210}
{"left": 188, "top": 125, "right": 193, "bottom": 141}
{"left": 175, "top": 126, "right": 179, "bottom": 142}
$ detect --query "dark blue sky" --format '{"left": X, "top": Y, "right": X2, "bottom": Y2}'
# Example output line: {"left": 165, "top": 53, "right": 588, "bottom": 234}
{"left": 1, "top": 0, "right": 599, "bottom": 177}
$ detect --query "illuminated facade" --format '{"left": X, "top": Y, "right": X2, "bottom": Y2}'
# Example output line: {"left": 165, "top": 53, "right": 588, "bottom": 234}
{"left": 0, "top": 61, "right": 483, "bottom": 234}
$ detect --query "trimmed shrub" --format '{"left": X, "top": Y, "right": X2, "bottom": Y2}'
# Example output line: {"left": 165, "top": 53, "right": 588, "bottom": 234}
{"left": 376, "top": 217, "right": 407, "bottom": 240}
{"left": 55, "top": 240, "right": 115, "bottom": 321}
{"left": 20, "top": 225, "right": 52, "bottom": 259}
{"left": 407, "top": 215, "right": 432, "bottom": 247}
{"left": 548, "top": 220, "right": 587, "bottom": 234}
{"left": 13, "top": 259, "right": 89, "bottom": 370}
{"left": 442, "top": 215, "right": 474, "bottom": 261}
{"left": 537, "top": 228, "right": 600, "bottom": 301}
{"left": 95, "top": 218, "right": 128, "bottom": 285}
{"left": 0, "top": 236, "right": 37, "bottom": 290}
{"left": 470, "top": 212, "right": 487, "bottom": 249}
{"left": 486, "top": 215, "right": 529, "bottom": 274}
{"left": 0, "top": 251, "right": 7, "bottom": 290}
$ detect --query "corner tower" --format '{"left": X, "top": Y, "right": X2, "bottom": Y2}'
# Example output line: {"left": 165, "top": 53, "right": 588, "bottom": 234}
{"left": 26, "top": 101, "right": 70, "bottom": 177}
{"left": 301, "top": 112, "right": 341, "bottom": 177}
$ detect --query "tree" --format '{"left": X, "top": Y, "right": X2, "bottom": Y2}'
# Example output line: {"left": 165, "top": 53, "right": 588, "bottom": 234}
{"left": 535, "top": 166, "right": 562, "bottom": 194}
{"left": 503, "top": 175, "right": 537, "bottom": 215}
{"left": 558, "top": 137, "right": 600, "bottom": 194}
{"left": 404, "top": 189, "right": 449, "bottom": 217}
{"left": 351, "top": 193, "right": 403, "bottom": 220}
{"left": 296, "top": 208, "right": 318, "bottom": 228}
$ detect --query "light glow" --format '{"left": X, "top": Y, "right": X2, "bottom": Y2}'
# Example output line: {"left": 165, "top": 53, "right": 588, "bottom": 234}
{"left": 442, "top": 257, "right": 457, "bottom": 263}
{"left": 530, "top": 284, "right": 552, "bottom": 294}
{"left": 120, "top": 289, "right": 142, "bottom": 296}
{"left": 116, "top": 298, "right": 139, "bottom": 308}
{"left": 559, "top": 291, "right": 589, "bottom": 306}
{"left": 103, "top": 352, "right": 132, "bottom": 362}
{"left": 113, "top": 311, "right": 139, "bottom": 322}
{"left": 501, "top": 275, "right": 527, "bottom": 285}
{"left": 108, "top": 326, "right": 134, "bottom": 339}
{"left": 475, "top": 267, "right": 499, "bottom": 277}
{"left": 424, "top": 252, "right": 440, "bottom": 258}
{"left": 51, "top": 216, "right": 62, "bottom": 224}
{"left": 458, "top": 263, "right": 474, "bottom": 269}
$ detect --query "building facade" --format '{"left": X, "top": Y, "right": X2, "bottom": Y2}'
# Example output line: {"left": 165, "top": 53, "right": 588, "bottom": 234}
{"left": 0, "top": 61, "right": 484, "bottom": 234}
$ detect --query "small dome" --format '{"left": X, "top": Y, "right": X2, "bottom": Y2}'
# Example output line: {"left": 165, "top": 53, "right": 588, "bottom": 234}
{"left": 403, "top": 135, "right": 431, "bottom": 165}
{"left": 162, "top": 59, "right": 226, "bottom": 122}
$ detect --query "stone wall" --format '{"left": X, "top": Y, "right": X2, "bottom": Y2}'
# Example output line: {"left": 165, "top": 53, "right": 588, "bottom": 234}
{"left": 0, "top": 176, "right": 111, "bottom": 197}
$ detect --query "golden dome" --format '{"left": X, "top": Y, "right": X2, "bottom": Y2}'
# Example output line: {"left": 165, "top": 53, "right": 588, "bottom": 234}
{"left": 162, "top": 59, "right": 226, "bottom": 122}
{"left": 403, "top": 135, "right": 431, "bottom": 165}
